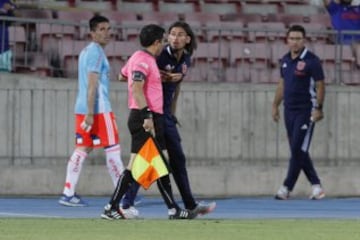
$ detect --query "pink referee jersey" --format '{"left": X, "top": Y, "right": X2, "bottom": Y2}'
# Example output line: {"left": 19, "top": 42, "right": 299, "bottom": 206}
{"left": 121, "top": 50, "right": 163, "bottom": 114}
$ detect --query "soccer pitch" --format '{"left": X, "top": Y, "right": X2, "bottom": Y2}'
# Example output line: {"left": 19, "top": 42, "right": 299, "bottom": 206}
{"left": 1, "top": 218, "right": 360, "bottom": 240}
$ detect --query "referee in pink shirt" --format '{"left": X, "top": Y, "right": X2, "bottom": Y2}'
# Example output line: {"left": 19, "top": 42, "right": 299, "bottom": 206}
{"left": 101, "top": 24, "right": 195, "bottom": 220}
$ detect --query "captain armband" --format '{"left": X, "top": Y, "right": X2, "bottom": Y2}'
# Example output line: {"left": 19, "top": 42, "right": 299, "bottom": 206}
{"left": 132, "top": 71, "right": 146, "bottom": 82}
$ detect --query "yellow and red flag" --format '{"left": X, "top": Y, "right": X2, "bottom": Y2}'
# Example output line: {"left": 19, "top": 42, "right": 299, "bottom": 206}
{"left": 131, "top": 137, "right": 169, "bottom": 189}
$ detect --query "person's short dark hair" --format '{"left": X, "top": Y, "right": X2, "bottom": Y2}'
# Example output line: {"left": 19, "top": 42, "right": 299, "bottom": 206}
{"left": 168, "top": 21, "right": 197, "bottom": 56}
{"left": 139, "top": 24, "right": 165, "bottom": 47}
{"left": 287, "top": 25, "right": 306, "bottom": 38}
{"left": 89, "top": 15, "right": 109, "bottom": 32}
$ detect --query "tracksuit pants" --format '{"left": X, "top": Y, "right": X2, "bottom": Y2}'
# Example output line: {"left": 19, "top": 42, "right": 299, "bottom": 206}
{"left": 283, "top": 108, "right": 321, "bottom": 191}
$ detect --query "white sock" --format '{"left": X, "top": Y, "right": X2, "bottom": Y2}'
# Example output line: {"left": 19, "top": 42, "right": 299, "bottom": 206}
{"left": 63, "top": 149, "right": 87, "bottom": 197}
{"left": 105, "top": 144, "right": 124, "bottom": 186}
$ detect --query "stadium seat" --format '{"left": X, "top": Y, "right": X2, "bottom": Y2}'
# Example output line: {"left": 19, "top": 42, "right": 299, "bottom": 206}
{"left": 313, "top": 44, "right": 356, "bottom": 84}
{"left": 75, "top": 0, "right": 114, "bottom": 10}
{"left": 189, "top": 42, "right": 229, "bottom": 82}
{"left": 236, "top": 13, "right": 265, "bottom": 25}
{"left": 15, "top": 53, "right": 52, "bottom": 77}
{"left": 182, "top": 12, "right": 220, "bottom": 24}
{"left": 205, "top": 21, "right": 245, "bottom": 43}
{"left": 102, "top": 10, "right": 139, "bottom": 23}
{"left": 58, "top": 40, "right": 87, "bottom": 78}
{"left": 8, "top": 25, "right": 27, "bottom": 56}
{"left": 246, "top": 22, "right": 286, "bottom": 43}
{"left": 105, "top": 41, "right": 139, "bottom": 80}
{"left": 284, "top": 5, "right": 325, "bottom": 17}
{"left": 267, "top": 13, "right": 309, "bottom": 26}
{"left": 308, "top": 14, "right": 332, "bottom": 28}
{"left": 158, "top": 2, "right": 197, "bottom": 14}
{"left": 270, "top": 42, "right": 288, "bottom": 68}
{"left": 17, "top": 8, "right": 53, "bottom": 19}
{"left": 141, "top": 12, "right": 179, "bottom": 24}
{"left": 56, "top": 9, "right": 95, "bottom": 23}
{"left": 200, "top": 3, "right": 239, "bottom": 15}
{"left": 229, "top": 42, "right": 271, "bottom": 83}
{"left": 117, "top": 1, "right": 155, "bottom": 13}
{"left": 356, "top": 44, "right": 360, "bottom": 68}
{"left": 36, "top": 23, "right": 77, "bottom": 53}
{"left": 241, "top": 3, "right": 279, "bottom": 16}
{"left": 120, "top": 20, "right": 159, "bottom": 41}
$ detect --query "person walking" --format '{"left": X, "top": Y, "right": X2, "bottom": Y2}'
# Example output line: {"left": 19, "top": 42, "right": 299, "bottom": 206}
{"left": 101, "top": 24, "right": 195, "bottom": 220}
{"left": 121, "top": 21, "right": 216, "bottom": 217}
{"left": 58, "top": 15, "right": 125, "bottom": 207}
{"left": 272, "top": 25, "right": 326, "bottom": 200}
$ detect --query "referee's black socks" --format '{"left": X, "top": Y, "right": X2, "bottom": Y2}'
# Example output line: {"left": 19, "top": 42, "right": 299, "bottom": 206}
{"left": 109, "top": 169, "right": 134, "bottom": 209}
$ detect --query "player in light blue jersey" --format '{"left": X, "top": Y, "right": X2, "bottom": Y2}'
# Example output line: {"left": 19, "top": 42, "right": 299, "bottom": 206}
{"left": 75, "top": 41, "right": 112, "bottom": 114}
{"left": 59, "top": 15, "right": 126, "bottom": 207}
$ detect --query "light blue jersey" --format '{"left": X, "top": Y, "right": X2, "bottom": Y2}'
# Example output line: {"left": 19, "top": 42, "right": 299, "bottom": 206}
{"left": 75, "top": 42, "right": 112, "bottom": 114}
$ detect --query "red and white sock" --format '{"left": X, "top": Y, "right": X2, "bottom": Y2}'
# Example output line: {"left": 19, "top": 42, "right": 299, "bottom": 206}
{"left": 105, "top": 144, "right": 124, "bottom": 186}
{"left": 63, "top": 149, "right": 87, "bottom": 197}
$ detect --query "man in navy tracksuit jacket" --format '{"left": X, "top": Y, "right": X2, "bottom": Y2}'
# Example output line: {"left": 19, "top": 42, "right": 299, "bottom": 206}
{"left": 122, "top": 21, "right": 216, "bottom": 217}
{"left": 272, "top": 25, "right": 326, "bottom": 200}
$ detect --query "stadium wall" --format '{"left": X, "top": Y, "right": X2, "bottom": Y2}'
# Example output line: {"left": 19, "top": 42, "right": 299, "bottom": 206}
{"left": 1, "top": 73, "right": 360, "bottom": 197}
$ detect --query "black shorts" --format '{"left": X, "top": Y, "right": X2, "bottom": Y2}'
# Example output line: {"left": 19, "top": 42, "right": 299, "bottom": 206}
{"left": 127, "top": 109, "right": 166, "bottom": 153}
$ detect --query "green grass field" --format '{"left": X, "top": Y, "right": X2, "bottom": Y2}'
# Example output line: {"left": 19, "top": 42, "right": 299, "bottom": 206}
{"left": 1, "top": 218, "right": 360, "bottom": 240}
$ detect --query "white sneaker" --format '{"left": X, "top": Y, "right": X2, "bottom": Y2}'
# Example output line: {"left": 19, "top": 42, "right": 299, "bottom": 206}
{"left": 120, "top": 206, "right": 140, "bottom": 219}
{"left": 310, "top": 184, "right": 325, "bottom": 200}
{"left": 275, "top": 185, "right": 290, "bottom": 200}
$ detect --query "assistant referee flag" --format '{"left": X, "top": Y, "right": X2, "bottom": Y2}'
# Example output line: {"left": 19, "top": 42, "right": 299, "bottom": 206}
{"left": 131, "top": 137, "right": 169, "bottom": 189}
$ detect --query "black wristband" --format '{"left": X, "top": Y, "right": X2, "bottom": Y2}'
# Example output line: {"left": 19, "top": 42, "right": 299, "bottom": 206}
{"left": 140, "top": 106, "right": 153, "bottom": 119}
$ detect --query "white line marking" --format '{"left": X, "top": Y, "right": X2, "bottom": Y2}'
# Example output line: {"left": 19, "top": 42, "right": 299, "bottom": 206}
{"left": 0, "top": 212, "right": 62, "bottom": 218}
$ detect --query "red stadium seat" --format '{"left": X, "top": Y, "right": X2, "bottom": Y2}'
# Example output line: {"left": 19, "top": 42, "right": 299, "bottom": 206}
{"left": 205, "top": 21, "right": 245, "bottom": 43}
{"left": 141, "top": 12, "right": 179, "bottom": 24}
{"left": 117, "top": 1, "right": 155, "bottom": 13}
{"left": 158, "top": 2, "right": 197, "bottom": 14}
{"left": 8, "top": 25, "right": 27, "bottom": 56}
{"left": 102, "top": 10, "right": 139, "bottom": 23}
{"left": 182, "top": 12, "right": 220, "bottom": 24}
{"left": 200, "top": 3, "right": 239, "bottom": 15}
{"left": 56, "top": 10, "right": 95, "bottom": 23}
{"left": 15, "top": 53, "right": 52, "bottom": 77}
{"left": 313, "top": 44, "right": 356, "bottom": 84}
{"left": 120, "top": 20, "right": 159, "bottom": 41}
{"left": 58, "top": 40, "right": 87, "bottom": 78}
{"left": 229, "top": 42, "right": 271, "bottom": 83}
{"left": 241, "top": 3, "right": 280, "bottom": 15}
{"left": 189, "top": 42, "right": 229, "bottom": 82}
{"left": 36, "top": 23, "right": 77, "bottom": 53}
{"left": 105, "top": 41, "right": 139, "bottom": 80}
{"left": 246, "top": 22, "right": 286, "bottom": 43}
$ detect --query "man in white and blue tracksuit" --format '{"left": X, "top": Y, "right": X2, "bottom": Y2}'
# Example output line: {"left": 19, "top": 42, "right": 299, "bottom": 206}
{"left": 272, "top": 25, "right": 326, "bottom": 200}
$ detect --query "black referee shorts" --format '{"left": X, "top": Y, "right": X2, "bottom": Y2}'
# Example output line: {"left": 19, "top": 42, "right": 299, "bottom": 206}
{"left": 127, "top": 109, "right": 166, "bottom": 153}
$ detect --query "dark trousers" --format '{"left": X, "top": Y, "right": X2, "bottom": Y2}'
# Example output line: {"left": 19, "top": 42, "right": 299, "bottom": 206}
{"left": 164, "top": 115, "right": 196, "bottom": 210}
{"left": 122, "top": 114, "right": 197, "bottom": 209}
{"left": 283, "top": 108, "right": 321, "bottom": 191}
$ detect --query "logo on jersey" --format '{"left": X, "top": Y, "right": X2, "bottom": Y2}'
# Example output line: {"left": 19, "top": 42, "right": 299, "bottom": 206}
{"left": 137, "top": 62, "right": 149, "bottom": 70}
{"left": 282, "top": 63, "right": 287, "bottom": 68}
{"left": 182, "top": 63, "right": 188, "bottom": 75}
{"left": 301, "top": 124, "right": 308, "bottom": 130}
{"left": 296, "top": 61, "right": 306, "bottom": 71}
